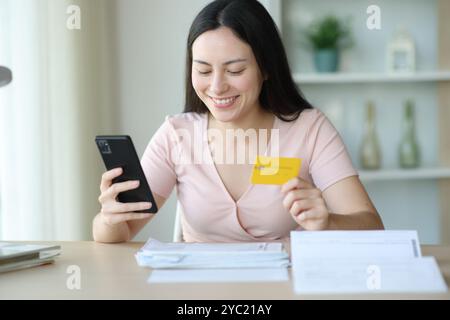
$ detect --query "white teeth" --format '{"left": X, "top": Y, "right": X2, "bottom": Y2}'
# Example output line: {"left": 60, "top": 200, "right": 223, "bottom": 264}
{"left": 211, "top": 96, "right": 237, "bottom": 105}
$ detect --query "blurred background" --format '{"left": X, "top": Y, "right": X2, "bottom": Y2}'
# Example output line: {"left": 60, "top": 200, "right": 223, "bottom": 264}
{"left": 0, "top": 0, "right": 449, "bottom": 244}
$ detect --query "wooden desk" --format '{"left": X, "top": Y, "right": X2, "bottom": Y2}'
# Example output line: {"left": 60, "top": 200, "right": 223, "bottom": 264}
{"left": 0, "top": 242, "right": 449, "bottom": 299}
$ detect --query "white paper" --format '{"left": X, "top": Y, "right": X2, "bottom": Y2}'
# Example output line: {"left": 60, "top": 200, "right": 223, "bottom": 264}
{"left": 293, "top": 257, "right": 447, "bottom": 294}
{"left": 291, "top": 230, "right": 421, "bottom": 260}
{"left": 140, "top": 238, "right": 284, "bottom": 254}
{"left": 290, "top": 230, "right": 447, "bottom": 294}
{"left": 148, "top": 268, "right": 289, "bottom": 283}
{"left": 136, "top": 238, "right": 289, "bottom": 269}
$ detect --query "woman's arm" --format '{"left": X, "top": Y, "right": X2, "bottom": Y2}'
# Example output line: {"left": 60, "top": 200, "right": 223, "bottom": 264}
{"left": 94, "top": 117, "right": 179, "bottom": 243}
{"left": 93, "top": 111, "right": 182, "bottom": 243}
{"left": 93, "top": 167, "right": 170, "bottom": 243}
{"left": 93, "top": 193, "right": 167, "bottom": 243}
{"left": 281, "top": 176, "right": 384, "bottom": 230}
{"left": 323, "top": 176, "right": 384, "bottom": 230}
{"left": 126, "top": 193, "right": 168, "bottom": 239}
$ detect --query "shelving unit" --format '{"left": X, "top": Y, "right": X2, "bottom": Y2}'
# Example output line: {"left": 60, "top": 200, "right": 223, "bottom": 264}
{"left": 437, "top": 0, "right": 450, "bottom": 244}
{"left": 359, "top": 168, "right": 450, "bottom": 182}
{"left": 264, "top": 0, "right": 450, "bottom": 244}
{"left": 293, "top": 71, "right": 450, "bottom": 84}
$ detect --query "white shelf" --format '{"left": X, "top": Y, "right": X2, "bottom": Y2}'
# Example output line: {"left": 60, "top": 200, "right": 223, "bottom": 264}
{"left": 293, "top": 71, "right": 450, "bottom": 84}
{"left": 359, "top": 167, "right": 450, "bottom": 182}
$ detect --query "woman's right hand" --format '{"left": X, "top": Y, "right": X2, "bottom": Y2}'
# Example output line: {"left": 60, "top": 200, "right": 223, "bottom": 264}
{"left": 98, "top": 167, "right": 153, "bottom": 226}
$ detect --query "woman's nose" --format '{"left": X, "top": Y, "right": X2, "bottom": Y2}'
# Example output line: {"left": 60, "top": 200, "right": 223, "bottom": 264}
{"left": 209, "top": 73, "right": 228, "bottom": 95}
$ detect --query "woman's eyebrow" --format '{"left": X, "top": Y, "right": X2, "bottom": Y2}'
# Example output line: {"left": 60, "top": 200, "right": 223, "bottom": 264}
{"left": 193, "top": 58, "right": 247, "bottom": 66}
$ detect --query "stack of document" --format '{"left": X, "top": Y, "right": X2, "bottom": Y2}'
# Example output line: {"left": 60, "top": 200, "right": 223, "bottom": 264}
{"left": 290, "top": 230, "right": 448, "bottom": 294}
{"left": 0, "top": 242, "right": 61, "bottom": 273}
{"left": 135, "top": 238, "right": 289, "bottom": 269}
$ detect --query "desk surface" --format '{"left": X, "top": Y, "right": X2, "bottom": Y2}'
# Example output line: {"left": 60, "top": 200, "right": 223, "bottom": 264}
{"left": 0, "top": 241, "right": 449, "bottom": 299}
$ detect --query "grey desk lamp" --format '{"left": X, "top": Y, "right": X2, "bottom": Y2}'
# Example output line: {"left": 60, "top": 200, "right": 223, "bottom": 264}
{"left": 0, "top": 66, "right": 12, "bottom": 87}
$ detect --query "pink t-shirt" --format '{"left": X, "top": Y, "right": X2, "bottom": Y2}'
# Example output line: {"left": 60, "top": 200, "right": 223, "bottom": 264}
{"left": 141, "top": 108, "right": 358, "bottom": 242}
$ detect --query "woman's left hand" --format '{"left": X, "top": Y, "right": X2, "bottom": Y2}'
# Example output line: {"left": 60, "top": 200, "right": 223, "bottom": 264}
{"left": 281, "top": 177, "right": 329, "bottom": 230}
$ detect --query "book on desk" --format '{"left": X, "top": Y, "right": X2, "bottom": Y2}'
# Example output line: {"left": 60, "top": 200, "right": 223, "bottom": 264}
{"left": 0, "top": 242, "right": 61, "bottom": 273}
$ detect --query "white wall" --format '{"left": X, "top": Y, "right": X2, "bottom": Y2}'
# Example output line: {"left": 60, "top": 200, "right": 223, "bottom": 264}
{"left": 114, "top": 0, "right": 211, "bottom": 241}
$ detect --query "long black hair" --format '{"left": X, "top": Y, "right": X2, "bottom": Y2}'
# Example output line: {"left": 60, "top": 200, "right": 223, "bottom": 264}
{"left": 184, "top": 0, "right": 313, "bottom": 122}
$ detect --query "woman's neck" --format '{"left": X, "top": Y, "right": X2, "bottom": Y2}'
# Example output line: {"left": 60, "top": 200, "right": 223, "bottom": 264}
{"left": 208, "top": 107, "right": 275, "bottom": 132}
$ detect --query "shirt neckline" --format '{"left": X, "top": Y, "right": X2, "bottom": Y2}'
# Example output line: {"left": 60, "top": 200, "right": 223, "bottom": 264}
{"left": 202, "top": 112, "right": 280, "bottom": 205}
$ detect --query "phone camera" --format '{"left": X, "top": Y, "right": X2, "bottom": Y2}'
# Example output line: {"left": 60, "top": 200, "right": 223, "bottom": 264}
{"left": 98, "top": 140, "right": 112, "bottom": 154}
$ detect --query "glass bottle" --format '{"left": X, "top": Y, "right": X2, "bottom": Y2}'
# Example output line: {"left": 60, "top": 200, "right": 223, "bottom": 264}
{"left": 399, "top": 100, "right": 420, "bottom": 168}
{"left": 360, "top": 101, "right": 381, "bottom": 170}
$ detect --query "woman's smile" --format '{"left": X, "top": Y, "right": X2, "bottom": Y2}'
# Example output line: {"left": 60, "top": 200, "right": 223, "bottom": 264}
{"left": 209, "top": 95, "right": 240, "bottom": 109}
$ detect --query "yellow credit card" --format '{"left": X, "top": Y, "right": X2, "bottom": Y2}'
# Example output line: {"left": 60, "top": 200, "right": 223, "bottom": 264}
{"left": 250, "top": 156, "right": 302, "bottom": 185}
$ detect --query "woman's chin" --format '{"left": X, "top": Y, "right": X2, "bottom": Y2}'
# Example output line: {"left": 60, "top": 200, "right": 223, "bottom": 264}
{"left": 209, "top": 111, "right": 239, "bottom": 123}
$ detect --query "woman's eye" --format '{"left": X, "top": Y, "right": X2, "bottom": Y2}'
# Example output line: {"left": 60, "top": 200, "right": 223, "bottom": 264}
{"left": 195, "top": 69, "right": 245, "bottom": 76}
{"left": 228, "top": 69, "right": 245, "bottom": 75}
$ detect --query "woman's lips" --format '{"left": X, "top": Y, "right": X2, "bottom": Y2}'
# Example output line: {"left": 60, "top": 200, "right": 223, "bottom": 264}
{"left": 210, "top": 95, "right": 239, "bottom": 109}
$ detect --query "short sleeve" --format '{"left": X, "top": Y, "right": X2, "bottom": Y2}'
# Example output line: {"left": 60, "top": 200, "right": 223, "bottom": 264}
{"left": 307, "top": 111, "right": 358, "bottom": 191}
{"left": 140, "top": 118, "right": 178, "bottom": 199}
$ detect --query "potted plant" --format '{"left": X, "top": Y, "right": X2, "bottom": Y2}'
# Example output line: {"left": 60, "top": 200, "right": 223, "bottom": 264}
{"left": 304, "top": 15, "right": 353, "bottom": 73}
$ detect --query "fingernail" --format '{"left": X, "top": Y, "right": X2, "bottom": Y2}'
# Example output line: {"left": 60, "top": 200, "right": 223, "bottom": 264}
{"left": 134, "top": 180, "right": 140, "bottom": 186}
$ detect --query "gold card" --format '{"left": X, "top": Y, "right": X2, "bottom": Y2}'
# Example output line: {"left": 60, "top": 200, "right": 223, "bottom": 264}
{"left": 250, "top": 156, "right": 302, "bottom": 185}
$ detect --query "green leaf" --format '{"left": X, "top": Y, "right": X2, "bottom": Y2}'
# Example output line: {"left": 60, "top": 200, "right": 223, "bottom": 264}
{"left": 303, "top": 15, "right": 353, "bottom": 50}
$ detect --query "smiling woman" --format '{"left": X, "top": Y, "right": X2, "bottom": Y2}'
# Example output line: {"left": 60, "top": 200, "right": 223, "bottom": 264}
{"left": 184, "top": 0, "right": 313, "bottom": 122}
{"left": 191, "top": 27, "right": 267, "bottom": 125}
{"left": 93, "top": 0, "right": 384, "bottom": 244}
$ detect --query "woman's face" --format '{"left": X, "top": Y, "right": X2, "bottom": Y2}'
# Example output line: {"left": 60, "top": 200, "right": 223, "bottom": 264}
{"left": 191, "top": 26, "right": 265, "bottom": 123}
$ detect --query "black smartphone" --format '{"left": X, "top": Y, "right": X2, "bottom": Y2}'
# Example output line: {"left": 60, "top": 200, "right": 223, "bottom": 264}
{"left": 95, "top": 135, "right": 158, "bottom": 213}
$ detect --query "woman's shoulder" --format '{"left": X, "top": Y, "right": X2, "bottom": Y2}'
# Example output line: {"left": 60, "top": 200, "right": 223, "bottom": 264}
{"left": 164, "top": 112, "right": 205, "bottom": 129}
{"left": 282, "top": 107, "right": 327, "bottom": 130}
{"left": 151, "top": 112, "right": 205, "bottom": 145}
{"left": 297, "top": 107, "right": 326, "bottom": 122}
{"left": 154, "top": 112, "right": 205, "bottom": 136}
{"left": 278, "top": 108, "right": 335, "bottom": 143}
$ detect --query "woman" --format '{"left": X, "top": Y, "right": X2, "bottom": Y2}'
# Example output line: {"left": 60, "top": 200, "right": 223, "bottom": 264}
{"left": 93, "top": 0, "right": 384, "bottom": 243}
